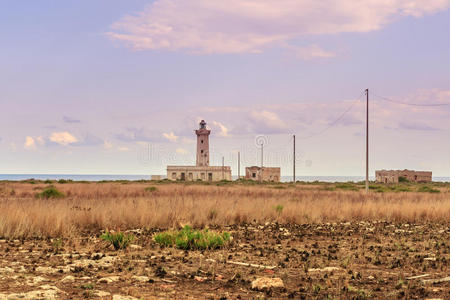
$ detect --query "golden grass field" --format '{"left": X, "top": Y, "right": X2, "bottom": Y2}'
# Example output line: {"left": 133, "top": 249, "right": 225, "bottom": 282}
{"left": 0, "top": 181, "right": 449, "bottom": 239}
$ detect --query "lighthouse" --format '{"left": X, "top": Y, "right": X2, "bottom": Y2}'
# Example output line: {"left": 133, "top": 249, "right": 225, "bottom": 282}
{"left": 195, "top": 120, "right": 210, "bottom": 167}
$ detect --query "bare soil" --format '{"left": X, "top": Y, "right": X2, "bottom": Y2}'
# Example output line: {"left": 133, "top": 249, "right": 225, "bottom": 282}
{"left": 0, "top": 221, "right": 448, "bottom": 299}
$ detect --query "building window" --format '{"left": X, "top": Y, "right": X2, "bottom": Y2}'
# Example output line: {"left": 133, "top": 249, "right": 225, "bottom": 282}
{"left": 252, "top": 173, "right": 256, "bottom": 178}
{"left": 201, "top": 150, "right": 204, "bottom": 153}
{"left": 201, "top": 140, "right": 203, "bottom": 143}
{"left": 172, "top": 172, "right": 177, "bottom": 179}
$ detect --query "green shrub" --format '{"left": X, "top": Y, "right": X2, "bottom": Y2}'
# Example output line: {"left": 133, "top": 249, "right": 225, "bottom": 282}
{"left": 100, "top": 230, "right": 135, "bottom": 250}
{"left": 275, "top": 204, "right": 284, "bottom": 214}
{"left": 335, "top": 183, "right": 360, "bottom": 191}
{"left": 154, "top": 226, "right": 231, "bottom": 250}
{"left": 36, "top": 186, "right": 65, "bottom": 199}
{"left": 58, "top": 179, "right": 71, "bottom": 184}
{"left": 417, "top": 186, "right": 440, "bottom": 193}
{"left": 398, "top": 176, "right": 409, "bottom": 183}
{"left": 44, "top": 179, "right": 53, "bottom": 184}
{"left": 145, "top": 186, "right": 157, "bottom": 192}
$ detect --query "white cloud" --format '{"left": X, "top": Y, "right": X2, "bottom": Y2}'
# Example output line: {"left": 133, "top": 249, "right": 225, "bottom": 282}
{"left": 249, "top": 110, "right": 288, "bottom": 133}
{"left": 108, "top": 0, "right": 450, "bottom": 55}
{"left": 104, "top": 140, "right": 113, "bottom": 149}
{"left": 163, "top": 132, "right": 178, "bottom": 142}
{"left": 176, "top": 148, "right": 188, "bottom": 154}
{"left": 212, "top": 121, "right": 230, "bottom": 137}
{"left": 24, "top": 136, "right": 36, "bottom": 150}
{"left": 290, "top": 44, "right": 336, "bottom": 60}
{"left": 49, "top": 131, "right": 78, "bottom": 146}
{"left": 36, "top": 136, "right": 45, "bottom": 146}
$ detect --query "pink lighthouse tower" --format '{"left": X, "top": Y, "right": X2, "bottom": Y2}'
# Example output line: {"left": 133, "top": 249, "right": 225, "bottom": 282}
{"left": 195, "top": 120, "right": 210, "bottom": 166}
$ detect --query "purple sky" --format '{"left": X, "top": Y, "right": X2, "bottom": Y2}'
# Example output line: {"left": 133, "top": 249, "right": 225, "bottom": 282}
{"left": 1, "top": 0, "right": 450, "bottom": 176}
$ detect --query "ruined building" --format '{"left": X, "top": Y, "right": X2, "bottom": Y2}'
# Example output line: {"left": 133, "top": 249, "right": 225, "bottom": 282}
{"left": 167, "top": 120, "right": 232, "bottom": 181}
{"left": 245, "top": 166, "right": 281, "bottom": 182}
{"left": 375, "top": 169, "right": 432, "bottom": 183}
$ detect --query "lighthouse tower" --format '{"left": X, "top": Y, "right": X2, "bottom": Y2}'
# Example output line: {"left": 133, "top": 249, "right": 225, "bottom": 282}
{"left": 195, "top": 120, "right": 210, "bottom": 166}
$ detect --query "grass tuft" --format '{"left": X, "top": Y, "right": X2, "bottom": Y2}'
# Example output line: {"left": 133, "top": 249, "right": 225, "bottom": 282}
{"left": 154, "top": 225, "right": 231, "bottom": 250}
{"left": 36, "top": 186, "right": 65, "bottom": 199}
{"left": 100, "top": 230, "right": 135, "bottom": 250}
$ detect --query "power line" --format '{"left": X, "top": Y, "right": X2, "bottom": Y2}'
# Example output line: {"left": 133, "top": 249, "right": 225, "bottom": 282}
{"left": 372, "top": 93, "right": 450, "bottom": 107}
{"left": 297, "top": 91, "right": 365, "bottom": 140}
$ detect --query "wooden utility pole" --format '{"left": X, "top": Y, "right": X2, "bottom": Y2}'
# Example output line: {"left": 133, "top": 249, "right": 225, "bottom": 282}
{"left": 260, "top": 143, "right": 264, "bottom": 182}
{"left": 293, "top": 134, "right": 296, "bottom": 183}
{"left": 222, "top": 156, "right": 224, "bottom": 180}
{"left": 238, "top": 151, "right": 240, "bottom": 180}
{"left": 365, "top": 88, "right": 369, "bottom": 193}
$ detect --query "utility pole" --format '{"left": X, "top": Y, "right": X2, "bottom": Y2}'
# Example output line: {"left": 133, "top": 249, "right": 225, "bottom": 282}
{"left": 365, "top": 88, "right": 369, "bottom": 193}
{"left": 238, "top": 151, "right": 240, "bottom": 180}
{"left": 222, "top": 156, "right": 224, "bottom": 180}
{"left": 260, "top": 143, "right": 264, "bottom": 182}
{"left": 293, "top": 134, "right": 296, "bottom": 183}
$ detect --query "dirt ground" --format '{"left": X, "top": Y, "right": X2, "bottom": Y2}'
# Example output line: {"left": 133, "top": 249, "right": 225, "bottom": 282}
{"left": 0, "top": 221, "right": 448, "bottom": 299}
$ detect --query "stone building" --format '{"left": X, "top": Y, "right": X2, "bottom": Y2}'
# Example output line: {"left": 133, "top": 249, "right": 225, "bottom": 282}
{"left": 245, "top": 166, "right": 281, "bottom": 182}
{"left": 375, "top": 169, "right": 432, "bottom": 183}
{"left": 167, "top": 120, "right": 232, "bottom": 181}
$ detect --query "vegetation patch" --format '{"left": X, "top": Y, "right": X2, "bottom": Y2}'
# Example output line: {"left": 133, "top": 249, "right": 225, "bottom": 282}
{"left": 417, "top": 186, "right": 440, "bottom": 193}
{"left": 335, "top": 183, "right": 361, "bottom": 191}
{"left": 145, "top": 186, "right": 158, "bottom": 192}
{"left": 154, "top": 225, "right": 231, "bottom": 250}
{"left": 100, "top": 230, "right": 135, "bottom": 250}
{"left": 36, "top": 186, "right": 65, "bottom": 199}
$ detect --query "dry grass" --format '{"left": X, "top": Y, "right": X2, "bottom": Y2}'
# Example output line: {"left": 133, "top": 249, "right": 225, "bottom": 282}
{"left": 0, "top": 181, "right": 449, "bottom": 238}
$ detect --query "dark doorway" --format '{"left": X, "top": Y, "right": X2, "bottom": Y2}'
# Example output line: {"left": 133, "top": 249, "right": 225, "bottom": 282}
{"left": 181, "top": 172, "right": 185, "bottom": 181}
{"left": 208, "top": 173, "right": 213, "bottom": 181}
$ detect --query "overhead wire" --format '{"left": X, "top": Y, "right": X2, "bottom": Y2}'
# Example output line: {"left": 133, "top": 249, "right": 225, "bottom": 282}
{"left": 372, "top": 92, "right": 450, "bottom": 107}
{"left": 296, "top": 90, "right": 365, "bottom": 140}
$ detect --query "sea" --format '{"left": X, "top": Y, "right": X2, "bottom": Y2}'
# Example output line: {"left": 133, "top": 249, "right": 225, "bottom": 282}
{"left": 1, "top": 174, "right": 449, "bottom": 183}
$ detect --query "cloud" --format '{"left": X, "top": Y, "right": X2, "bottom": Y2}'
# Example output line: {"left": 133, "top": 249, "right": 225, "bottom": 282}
{"left": 24, "top": 136, "right": 36, "bottom": 150}
{"left": 398, "top": 121, "right": 440, "bottom": 131}
{"left": 290, "top": 44, "right": 336, "bottom": 60}
{"left": 108, "top": 0, "right": 450, "bottom": 54}
{"left": 73, "top": 133, "right": 103, "bottom": 147}
{"left": 104, "top": 140, "right": 113, "bottom": 150}
{"left": 63, "top": 116, "right": 81, "bottom": 124}
{"left": 49, "top": 131, "right": 78, "bottom": 146}
{"left": 36, "top": 136, "right": 45, "bottom": 146}
{"left": 212, "top": 121, "right": 230, "bottom": 137}
{"left": 115, "top": 127, "right": 167, "bottom": 142}
{"left": 163, "top": 132, "right": 179, "bottom": 142}
{"left": 249, "top": 110, "right": 288, "bottom": 133}
{"left": 176, "top": 148, "right": 188, "bottom": 155}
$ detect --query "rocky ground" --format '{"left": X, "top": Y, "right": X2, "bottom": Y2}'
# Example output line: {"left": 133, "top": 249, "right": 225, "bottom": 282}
{"left": 0, "top": 222, "right": 448, "bottom": 299}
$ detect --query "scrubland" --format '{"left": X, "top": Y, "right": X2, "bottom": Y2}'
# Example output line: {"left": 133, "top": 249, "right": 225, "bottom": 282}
{"left": 0, "top": 180, "right": 448, "bottom": 299}
{"left": 0, "top": 180, "right": 449, "bottom": 238}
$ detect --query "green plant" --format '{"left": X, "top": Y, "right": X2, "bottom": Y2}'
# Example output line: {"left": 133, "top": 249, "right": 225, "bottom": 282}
{"left": 145, "top": 186, "right": 158, "bottom": 192}
{"left": 44, "top": 179, "right": 53, "bottom": 184}
{"left": 52, "top": 238, "right": 63, "bottom": 253}
{"left": 335, "top": 183, "right": 360, "bottom": 191}
{"left": 398, "top": 176, "right": 409, "bottom": 183}
{"left": 58, "top": 179, "right": 70, "bottom": 184}
{"left": 80, "top": 283, "right": 94, "bottom": 290}
{"left": 417, "top": 186, "right": 440, "bottom": 193}
{"left": 154, "top": 225, "right": 231, "bottom": 250}
{"left": 36, "top": 186, "right": 65, "bottom": 199}
{"left": 275, "top": 204, "right": 284, "bottom": 214}
{"left": 100, "top": 230, "right": 135, "bottom": 250}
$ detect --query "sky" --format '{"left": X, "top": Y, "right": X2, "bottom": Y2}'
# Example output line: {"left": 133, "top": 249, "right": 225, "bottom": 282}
{"left": 1, "top": 0, "right": 450, "bottom": 177}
